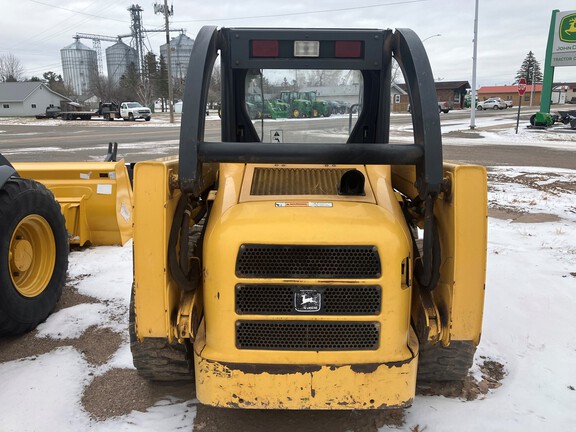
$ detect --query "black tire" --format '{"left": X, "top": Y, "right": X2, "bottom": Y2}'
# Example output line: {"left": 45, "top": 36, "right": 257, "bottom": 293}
{"left": 145, "top": 116, "right": 151, "bottom": 122}
{"left": 417, "top": 340, "right": 476, "bottom": 382}
{"left": 129, "top": 286, "right": 195, "bottom": 382}
{"left": 529, "top": 114, "right": 536, "bottom": 126}
{"left": 492, "top": 105, "right": 499, "bottom": 110}
{"left": 129, "top": 113, "right": 134, "bottom": 121}
{"left": 0, "top": 178, "right": 68, "bottom": 336}
{"left": 476, "top": 106, "right": 483, "bottom": 110}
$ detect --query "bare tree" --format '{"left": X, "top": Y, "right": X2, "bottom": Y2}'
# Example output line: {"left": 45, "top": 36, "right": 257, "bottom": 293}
{"left": 0, "top": 53, "right": 24, "bottom": 82}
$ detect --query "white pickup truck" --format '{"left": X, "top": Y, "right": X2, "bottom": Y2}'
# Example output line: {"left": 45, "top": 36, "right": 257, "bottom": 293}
{"left": 119, "top": 102, "right": 152, "bottom": 121}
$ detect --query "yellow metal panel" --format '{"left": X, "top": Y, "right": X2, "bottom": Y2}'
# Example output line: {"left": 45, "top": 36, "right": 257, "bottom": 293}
{"left": 132, "top": 158, "right": 181, "bottom": 340}
{"left": 194, "top": 319, "right": 418, "bottom": 409}
{"left": 435, "top": 164, "right": 487, "bottom": 344}
{"left": 391, "top": 163, "right": 487, "bottom": 345}
{"left": 14, "top": 161, "right": 133, "bottom": 246}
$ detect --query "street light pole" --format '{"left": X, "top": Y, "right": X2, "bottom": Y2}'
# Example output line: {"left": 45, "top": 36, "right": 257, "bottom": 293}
{"left": 422, "top": 33, "right": 441, "bottom": 43}
{"left": 470, "top": 0, "right": 479, "bottom": 129}
{"left": 163, "top": 0, "right": 174, "bottom": 124}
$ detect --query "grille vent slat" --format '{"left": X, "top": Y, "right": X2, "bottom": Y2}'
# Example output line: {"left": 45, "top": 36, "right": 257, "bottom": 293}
{"left": 236, "top": 321, "right": 380, "bottom": 350}
{"left": 236, "top": 244, "right": 381, "bottom": 279}
{"left": 236, "top": 284, "right": 381, "bottom": 315}
{"left": 251, "top": 167, "right": 349, "bottom": 195}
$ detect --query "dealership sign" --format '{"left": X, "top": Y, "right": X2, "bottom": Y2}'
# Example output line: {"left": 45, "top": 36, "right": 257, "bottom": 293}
{"left": 552, "top": 10, "right": 576, "bottom": 66}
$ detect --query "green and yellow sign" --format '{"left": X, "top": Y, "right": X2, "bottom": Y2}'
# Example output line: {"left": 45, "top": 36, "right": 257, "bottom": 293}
{"left": 559, "top": 12, "right": 576, "bottom": 43}
{"left": 552, "top": 10, "right": 576, "bottom": 67}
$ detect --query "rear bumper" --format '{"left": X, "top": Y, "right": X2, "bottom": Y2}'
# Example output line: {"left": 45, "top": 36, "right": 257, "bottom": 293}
{"left": 193, "top": 324, "right": 419, "bottom": 410}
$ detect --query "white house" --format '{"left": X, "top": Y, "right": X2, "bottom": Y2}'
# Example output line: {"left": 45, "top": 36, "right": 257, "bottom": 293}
{"left": 0, "top": 82, "right": 71, "bottom": 117}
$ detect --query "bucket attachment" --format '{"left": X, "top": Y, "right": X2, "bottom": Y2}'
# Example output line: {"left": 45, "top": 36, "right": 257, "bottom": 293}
{"left": 13, "top": 160, "right": 133, "bottom": 246}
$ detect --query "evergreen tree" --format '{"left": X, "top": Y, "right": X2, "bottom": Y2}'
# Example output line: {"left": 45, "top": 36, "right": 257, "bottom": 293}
{"left": 157, "top": 55, "right": 169, "bottom": 111}
{"left": 119, "top": 62, "right": 140, "bottom": 101}
{"left": 515, "top": 51, "right": 543, "bottom": 84}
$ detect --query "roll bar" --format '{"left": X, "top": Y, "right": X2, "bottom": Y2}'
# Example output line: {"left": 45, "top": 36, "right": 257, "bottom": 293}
{"left": 178, "top": 26, "right": 443, "bottom": 199}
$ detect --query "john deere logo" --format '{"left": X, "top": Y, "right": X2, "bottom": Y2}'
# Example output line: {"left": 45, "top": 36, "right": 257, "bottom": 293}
{"left": 559, "top": 13, "right": 576, "bottom": 43}
{"left": 294, "top": 289, "right": 321, "bottom": 313}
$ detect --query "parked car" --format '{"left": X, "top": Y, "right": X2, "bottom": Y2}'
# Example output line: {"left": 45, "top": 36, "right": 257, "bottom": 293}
{"left": 476, "top": 98, "right": 507, "bottom": 110}
{"left": 504, "top": 99, "right": 513, "bottom": 108}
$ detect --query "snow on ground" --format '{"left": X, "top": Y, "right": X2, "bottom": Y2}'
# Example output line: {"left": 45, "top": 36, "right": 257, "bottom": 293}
{"left": 0, "top": 121, "right": 575, "bottom": 431}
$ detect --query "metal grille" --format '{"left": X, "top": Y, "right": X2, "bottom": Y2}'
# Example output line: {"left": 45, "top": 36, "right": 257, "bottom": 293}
{"left": 236, "top": 321, "right": 380, "bottom": 350}
{"left": 236, "top": 284, "right": 381, "bottom": 315}
{"left": 236, "top": 245, "right": 381, "bottom": 278}
{"left": 250, "top": 167, "right": 349, "bottom": 195}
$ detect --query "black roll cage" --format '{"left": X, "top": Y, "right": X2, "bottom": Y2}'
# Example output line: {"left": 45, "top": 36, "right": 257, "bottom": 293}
{"left": 178, "top": 26, "right": 443, "bottom": 200}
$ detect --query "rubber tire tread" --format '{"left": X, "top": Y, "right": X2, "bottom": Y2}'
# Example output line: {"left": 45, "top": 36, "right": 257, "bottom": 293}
{"left": 129, "top": 286, "right": 195, "bottom": 382}
{"left": 417, "top": 340, "right": 476, "bottom": 382}
{"left": 0, "top": 177, "right": 68, "bottom": 336}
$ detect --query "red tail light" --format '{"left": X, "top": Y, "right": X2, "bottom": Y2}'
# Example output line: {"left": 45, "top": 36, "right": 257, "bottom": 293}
{"left": 335, "top": 41, "right": 362, "bottom": 58}
{"left": 251, "top": 40, "right": 279, "bottom": 57}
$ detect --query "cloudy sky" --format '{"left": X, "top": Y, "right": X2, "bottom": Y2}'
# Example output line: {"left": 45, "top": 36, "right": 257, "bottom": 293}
{"left": 1, "top": 0, "right": 575, "bottom": 87}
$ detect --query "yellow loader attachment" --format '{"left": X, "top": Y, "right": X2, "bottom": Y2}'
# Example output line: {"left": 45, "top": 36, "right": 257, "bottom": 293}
{"left": 13, "top": 160, "right": 133, "bottom": 246}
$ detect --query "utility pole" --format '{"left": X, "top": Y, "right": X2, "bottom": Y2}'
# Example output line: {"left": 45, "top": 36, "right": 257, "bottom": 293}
{"left": 470, "top": 0, "right": 479, "bottom": 129}
{"left": 155, "top": 1, "right": 175, "bottom": 123}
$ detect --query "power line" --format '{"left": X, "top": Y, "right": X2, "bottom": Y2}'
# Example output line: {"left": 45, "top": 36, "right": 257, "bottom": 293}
{"left": 28, "top": 0, "right": 127, "bottom": 23}
{"left": 173, "top": 0, "right": 432, "bottom": 23}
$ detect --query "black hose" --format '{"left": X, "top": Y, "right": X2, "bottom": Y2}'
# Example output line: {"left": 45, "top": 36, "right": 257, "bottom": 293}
{"left": 168, "top": 193, "right": 207, "bottom": 293}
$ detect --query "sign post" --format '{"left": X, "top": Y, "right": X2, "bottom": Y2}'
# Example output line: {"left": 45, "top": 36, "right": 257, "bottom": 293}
{"left": 516, "top": 78, "right": 527, "bottom": 134}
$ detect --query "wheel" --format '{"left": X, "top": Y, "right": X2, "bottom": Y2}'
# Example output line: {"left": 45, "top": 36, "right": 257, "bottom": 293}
{"left": 442, "top": 110, "right": 449, "bottom": 114}
{"left": 530, "top": 114, "right": 536, "bottom": 126}
{"left": 145, "top": 116, "right": 151, "bottom": 121}
{"left": 292, "top": 108, "right": 301, "bottom": 118}
{"left": 417, "top": 340, "right": 476, "bottom": 382}
{"left": 129, "top": 286, "right": 195, "bottom": 382}
{"left": 0, "top": 178, "right": 68, "bottom": 336}
{"left": 492, "top": 105, "right": 499, "bottom": 110}
{"left": 103, "top": 113, "right": 110, "bottom": 121}
{"left": 129, "top": 113, "right": 134, "bottom": 121}
{"left": 312, "top": 109, "right": 319, "bottom": 117}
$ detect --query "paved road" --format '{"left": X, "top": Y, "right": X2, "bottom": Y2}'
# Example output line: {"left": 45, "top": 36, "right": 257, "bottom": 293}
{"left": 1, "top": 109, "right": 574, "bottom": 169}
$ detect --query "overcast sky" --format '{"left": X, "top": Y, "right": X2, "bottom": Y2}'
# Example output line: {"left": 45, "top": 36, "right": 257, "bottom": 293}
{"left": 1, "top": 0, "right": 575, "bottom": 88}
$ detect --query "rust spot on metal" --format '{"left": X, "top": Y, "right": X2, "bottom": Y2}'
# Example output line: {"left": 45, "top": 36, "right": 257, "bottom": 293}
{"left": 350, "top": 357, "right": 413, "bottom": 373}
{"left": 215, "top": 361, "right": 322, "bottom": 375}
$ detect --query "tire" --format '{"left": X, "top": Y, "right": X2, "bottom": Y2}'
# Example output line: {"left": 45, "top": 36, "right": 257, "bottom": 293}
{"left": 129, "top": 113, "right": 134, "bottom": 121}
{"left": 312, "top": 109, "right": 319, "bottom": 117}
{"left": 492, "top": 105, "right": 499, "bottom": 110}
{"left": 145, "top": 116, "right": 151, "bottom": 122}
{"left": 129, "top": 286, "right": 195, "bottom": 382}
{"left": 442, "top": 110, "right": 449, "bottom": 114}
{"left": 529, "top": 114, "right": 536, "bottom": 126}
{"left": 476, "top": 106, "right": 483, "bottom": 110}
{"left": 417, "top": 340, "right": 476, "bottom": 382}
{"left": 292, "top": 109, "right": 301, "bottom": 118}
{"left": 103, "top": 113, "right": 110, "bottom": 121}
{"left": 0, "top": 178, "right": 68, "bottom": 336}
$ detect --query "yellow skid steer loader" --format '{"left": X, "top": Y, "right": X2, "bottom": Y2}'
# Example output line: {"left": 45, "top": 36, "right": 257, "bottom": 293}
{"left": 130, "top": 26, "right": 487, "bottom": 409}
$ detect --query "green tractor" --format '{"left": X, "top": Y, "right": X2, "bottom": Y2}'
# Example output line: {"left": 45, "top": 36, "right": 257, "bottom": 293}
{"left": 280, "top": 91, "right": 313, "bottom": 118}
{"left": 299, "top": 91, "right": 332, "bottom": 117}
{"left": 246, "top": 94, "right": 289, "bottom": 120}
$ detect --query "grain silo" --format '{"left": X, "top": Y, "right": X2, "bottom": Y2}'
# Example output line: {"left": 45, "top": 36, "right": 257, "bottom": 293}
{"left": 106, "top": 40, "right": 138, "bottom": 85}
{"left": 60, "top": 38, "right": 98, "bottom": 97}
{"left": 160, "top": 33, "right": 194, "bottom": 79}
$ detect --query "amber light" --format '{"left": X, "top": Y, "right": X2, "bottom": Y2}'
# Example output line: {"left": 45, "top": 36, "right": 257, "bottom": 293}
{"left": 251, "top": 40, "right": 279, "bottom": 57}
{"left": 335, "top": 41, "right": 362, "bottom": 58}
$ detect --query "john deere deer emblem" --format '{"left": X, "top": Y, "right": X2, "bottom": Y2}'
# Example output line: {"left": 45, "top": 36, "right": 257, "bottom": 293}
{"left": 560, "top": 13, "right": 576, "bottom": 43}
